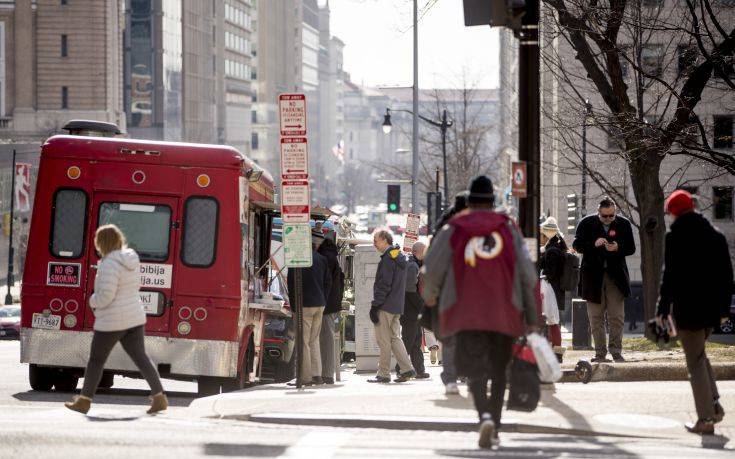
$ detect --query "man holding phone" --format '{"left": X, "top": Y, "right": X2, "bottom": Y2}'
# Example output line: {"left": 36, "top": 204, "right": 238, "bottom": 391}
{"left": 573, "top": 196, "right": 636, "bottom": 362}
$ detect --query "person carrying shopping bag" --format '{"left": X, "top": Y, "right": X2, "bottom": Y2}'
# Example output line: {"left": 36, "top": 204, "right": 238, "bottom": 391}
{"left": 539, "top": 217, "right": 567, "bottom": 362}
{"left": 65, "top": 224, "right": 167, "bottom": 415}
{"left": 656, "top": 190, "right": 732, "bottom": 435}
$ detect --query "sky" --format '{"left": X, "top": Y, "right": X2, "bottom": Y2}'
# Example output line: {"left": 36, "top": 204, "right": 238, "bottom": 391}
{"left": 326, "top": 0, "right": 500, "bottom": 89}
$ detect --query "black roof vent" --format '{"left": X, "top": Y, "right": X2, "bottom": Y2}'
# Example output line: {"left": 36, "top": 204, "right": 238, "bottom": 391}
{"left": 62, "top": 120, "right": 121, "bottom": 137}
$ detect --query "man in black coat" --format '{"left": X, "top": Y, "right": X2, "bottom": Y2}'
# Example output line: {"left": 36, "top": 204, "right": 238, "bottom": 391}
{"left": 287, "top": 232, "right": 331, "bottom": 385}
{"left": 318, "top": 239, "right": 344, "bottom": 385}
{"left": 573, "top": 196, "right": 635, "bottom": 362}
{"left": 396, "top": 241, "right": 430, "bottom": 379}
{"left": 656, "top": 190, "right": 732, "bottom": 434}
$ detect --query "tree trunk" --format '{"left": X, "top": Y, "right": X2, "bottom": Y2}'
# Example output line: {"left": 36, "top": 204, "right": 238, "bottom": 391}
{"left": 629, "top": 153, "right": 666, "bottom": 335}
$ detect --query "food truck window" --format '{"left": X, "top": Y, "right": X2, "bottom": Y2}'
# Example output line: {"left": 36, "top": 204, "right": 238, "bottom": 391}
{"left": 182, "top": 197, "right": 219, "bottom": 267}
{"left": 51, "top": 189, "right": 88, "bottom": 258}
{"left": 98, "top": 203, "right": 171, "bottom": 262}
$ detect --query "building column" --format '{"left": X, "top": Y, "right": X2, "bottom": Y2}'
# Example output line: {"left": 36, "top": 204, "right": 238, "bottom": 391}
{"left": 13, "top": 0, "right": 34, "bottom": 112}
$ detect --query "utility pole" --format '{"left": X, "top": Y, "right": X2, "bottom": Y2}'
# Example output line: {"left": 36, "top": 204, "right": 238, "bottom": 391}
{"left": 5, "top": 150, "right": 16, "bottom": 305}
{"left": 411, "top": 0, "right": 419, "bottom": 213}
{"left": 517, "top": 0, "right": 540, "bottom": 260}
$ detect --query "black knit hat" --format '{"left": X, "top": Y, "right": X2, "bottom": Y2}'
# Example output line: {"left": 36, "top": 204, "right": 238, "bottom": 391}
{"left": 467, "top": 175, "right": 495, "bottom": 204}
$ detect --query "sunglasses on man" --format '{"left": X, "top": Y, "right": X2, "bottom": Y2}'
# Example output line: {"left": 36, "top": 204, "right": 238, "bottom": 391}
{"left": 598, "top": 211, "right": 616, "bottom": 221}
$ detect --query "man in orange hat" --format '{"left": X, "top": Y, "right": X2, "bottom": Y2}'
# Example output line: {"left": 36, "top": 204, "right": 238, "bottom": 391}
{"left": 657, "top": 189, "right": 733, "bottom": 435}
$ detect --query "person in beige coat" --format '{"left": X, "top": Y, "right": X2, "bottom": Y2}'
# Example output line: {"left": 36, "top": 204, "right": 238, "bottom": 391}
{"left": 65, "top": 224, "right": 167, "bottom": 415}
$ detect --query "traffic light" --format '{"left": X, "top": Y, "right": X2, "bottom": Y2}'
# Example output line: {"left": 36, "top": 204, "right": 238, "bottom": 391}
{"left": 566, "top": 194, "right": 579, "bottom": 234}
{"left": 387, "top": 185, "right": 401, "bottom": 214}
{"left": 463, "top": 0, "right": 525, "bottom": 31}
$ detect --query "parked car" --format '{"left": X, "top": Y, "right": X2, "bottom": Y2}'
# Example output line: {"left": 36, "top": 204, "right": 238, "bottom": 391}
{"left": 715, "top": 295, "right": 735, "bottom": 334}
{"left": 0, "top": 306, "right": 21, "bottom": 339}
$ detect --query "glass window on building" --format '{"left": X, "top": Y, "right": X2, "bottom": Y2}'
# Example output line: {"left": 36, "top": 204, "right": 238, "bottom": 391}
{"left": 641, "top": 44, "right": 663, "bottom": 77}
{"left": 61, "top": 34, "right": 68, "bottom": 57}
{"left": 714, "top": 115, "right": 734, "bottom": 149}
{"left": 677, "top": 44, "right": 697, "bottom": 76}
{"left": 713, "top": 187, "right": 734, "bottom": 220}
{"left": 251, "top": 132, "right": 259, "bottom": 150}
{"left": 61, "top": 86, "right": 68, "bottom": 109}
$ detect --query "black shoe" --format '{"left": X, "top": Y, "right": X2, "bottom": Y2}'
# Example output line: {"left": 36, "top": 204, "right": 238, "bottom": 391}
{"left": 322, "top": 377, "right": 335, "bottom": 385}
{"left": 591, "top": 355, "right": 610, "bottom": 363}
{"left": 394, "top": 370, "right": 416, "bottom": 383}
{"left": 367, "top": 376, "right": 391, "bottom": 383}
{"left": 685, "top": 419, "right": 715, "bottom": 435}
{"left": 415, "top": 372, "right": 431, "bottom": 379}
{"left": 287, "top": 380, "right": 313, "bottom": 387}
{"left": 612, "top": 353, "right": 625, "bottom": 362}
{"left": 478, "top": 415, "right": 497, "bottom": 449}
{"left": 312, "top": 376, "right": 324, "bottom": 385}
{"left": 714, "top": 400, "right": 725, "bottom": 423}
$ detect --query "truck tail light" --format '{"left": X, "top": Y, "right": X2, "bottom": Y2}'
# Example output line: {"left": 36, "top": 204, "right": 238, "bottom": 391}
{"left": 177, "top": 322, "right": 191, "bottom": 335}
{"left": 194, "top": 307, "right": 207, "bottom": 321}
{"left": 178, "top": 307, "right": 192, "bottom": 321}
{"left": 63, "top": 314, "right": 77, "bottom": 328}
{"left": 64, "top": 299, "right": 79, "bottom": 313}
{"left": 49, "top": 298, "right": 63, "bottom": 312}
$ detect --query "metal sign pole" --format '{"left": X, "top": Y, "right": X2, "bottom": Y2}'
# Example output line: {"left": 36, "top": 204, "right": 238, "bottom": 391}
{"left": 4, "top": 149, "right": 17, "bottom": 305}
{"left": 295, "top": 268, "right": 304, "bottom": 388}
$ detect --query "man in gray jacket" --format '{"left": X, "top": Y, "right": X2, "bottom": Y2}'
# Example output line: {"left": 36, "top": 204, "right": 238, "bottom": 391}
{"left": 368, "top": 229, "right": 416, "bottom": 383}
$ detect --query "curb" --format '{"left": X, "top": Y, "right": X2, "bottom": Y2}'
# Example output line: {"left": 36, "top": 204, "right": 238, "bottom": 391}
{"left": 560, "top": 362, "right": 735, "bottom": 383}
{"left": 220, "top": 412, "right": 655, "bottom": 438}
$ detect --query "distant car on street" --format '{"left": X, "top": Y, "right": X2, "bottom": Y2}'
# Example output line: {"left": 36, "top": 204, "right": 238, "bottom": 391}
{"left": 715, "top": 295, "right": 735, "bottom": 334}
{"left": 0, "top": 306, "right": 21, "bottom": 339}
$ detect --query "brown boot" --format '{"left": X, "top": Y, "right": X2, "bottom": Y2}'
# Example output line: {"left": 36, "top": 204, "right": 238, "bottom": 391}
{"left": 65, "top": 395, "right": 92, "bottom": 414}
{"left": 685, "top": 419, "right": 714, "bottom": 435}
{"left": 147, "top": 392, "right": 168, "bottom": 414}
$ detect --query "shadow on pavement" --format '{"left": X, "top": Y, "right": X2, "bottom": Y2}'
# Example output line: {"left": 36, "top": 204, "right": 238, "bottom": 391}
{"left": 203, "top": 443, "right": 288, "bottom": 457}
{"left": 432, "top": 395, "right": 474, "bottom": 410}
{"left": 539, "top": 392, "right": 594, "bottom": 432}
{"left": 12, "top": 389, "right": 195, "bottom": 407}
{"left": 702, "top": 434, "right": 731, "bottom": 450}
{"left": 436, "top": 435, "right": 641, "bottom": 458}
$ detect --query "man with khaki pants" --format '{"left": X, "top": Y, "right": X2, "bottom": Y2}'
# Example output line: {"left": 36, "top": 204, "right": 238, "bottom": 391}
{"left": 368, "top": 229, "right": 415, "bottom": 383}
{"left": 573, "top": 197, "right": 636, "bottom": 362}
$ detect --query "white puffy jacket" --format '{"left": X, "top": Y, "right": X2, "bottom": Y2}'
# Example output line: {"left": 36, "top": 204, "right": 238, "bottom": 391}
{"left": 89, "top": 248, "right": 146, "bottom": 332}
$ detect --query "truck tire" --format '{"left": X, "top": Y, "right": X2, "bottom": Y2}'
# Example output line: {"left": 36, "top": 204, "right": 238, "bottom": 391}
{"left": 99, "top": 372, "right": 114, "bottom": 389}
{"left": 29, "top": 365, "right": 53, "bottom": 391}
{"left": 197, "top": 377, "right": 221, "bottom": 397}
{"left": 53, "top": 371, "right": 79, "bottom": 392}
{"left": 222, "top": 339, "right": 255, "bottom": 392}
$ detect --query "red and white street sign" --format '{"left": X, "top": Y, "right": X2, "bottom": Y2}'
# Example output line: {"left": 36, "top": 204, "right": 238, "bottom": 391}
{"left": 403, "top": 213, "right": 421, "bottom": 252}
{"left": 281, "top": 180, "right": 310, "bottom": 223}
{"left": 15, "top": 163, "right": 32, "bottom": 212}
{"left": 279, "top": 94, "right": 307, "bottom": 137}
{"left": 280, "top": 137, "right": 309, "bottom": 179}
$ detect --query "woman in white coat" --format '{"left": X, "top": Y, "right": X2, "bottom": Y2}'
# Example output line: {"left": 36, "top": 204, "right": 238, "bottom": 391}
{"left": 65, "top": 224, "right": 167, "bottom": 414}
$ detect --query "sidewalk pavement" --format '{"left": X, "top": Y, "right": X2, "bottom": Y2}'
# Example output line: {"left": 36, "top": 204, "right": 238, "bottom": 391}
{"left": 188, "top": 362, "right": 735, "bottom": 442}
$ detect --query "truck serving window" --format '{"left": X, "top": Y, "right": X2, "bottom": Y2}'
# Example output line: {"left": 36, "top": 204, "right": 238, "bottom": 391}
{"left": 51, "top": 189, "right": 88, "bottom": 258}
{"left": 182, "top": 197, "right": 218, "bottom": 267}
{"left": 98, "top": 203, "right": 171, "bottom": 261}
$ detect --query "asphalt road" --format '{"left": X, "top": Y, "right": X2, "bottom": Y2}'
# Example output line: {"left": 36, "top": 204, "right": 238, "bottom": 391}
{"left": 1, "top": 340, "right": 734, "bottom": 458}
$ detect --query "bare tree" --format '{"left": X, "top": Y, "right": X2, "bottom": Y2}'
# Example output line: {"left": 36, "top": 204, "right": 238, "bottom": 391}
{"left": 540, "top": 0, "right": 735, "bottom": 323}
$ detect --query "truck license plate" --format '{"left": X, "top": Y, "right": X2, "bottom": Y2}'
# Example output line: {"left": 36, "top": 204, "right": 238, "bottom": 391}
{"left": 31, "top": 313, "right": 61, "bottom": 330}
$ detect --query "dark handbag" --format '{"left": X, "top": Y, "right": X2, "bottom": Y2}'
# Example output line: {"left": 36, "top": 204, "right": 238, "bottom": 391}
{"left": 506, "top": 339, "right": 540, "bottom": 412}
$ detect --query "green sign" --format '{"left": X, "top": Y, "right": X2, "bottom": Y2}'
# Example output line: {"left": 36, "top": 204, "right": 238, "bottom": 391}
{"left": 283, "top": 224, "right": 313, "bottom": 268}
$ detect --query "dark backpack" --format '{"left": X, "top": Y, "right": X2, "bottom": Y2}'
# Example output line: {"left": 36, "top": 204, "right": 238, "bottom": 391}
{"left": 560, "top": 252, "right": 580, "bottom": 292}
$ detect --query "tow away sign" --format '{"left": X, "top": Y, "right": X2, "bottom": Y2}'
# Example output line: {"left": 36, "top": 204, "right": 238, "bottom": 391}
{"left": 279, "top": 94, "right": 306, "bottom": 137}
{"left": 281, "top": 180, "right": 310, "bottom": 223}
{"left": 280, "top": 137, "right": 308, "bottom": 179}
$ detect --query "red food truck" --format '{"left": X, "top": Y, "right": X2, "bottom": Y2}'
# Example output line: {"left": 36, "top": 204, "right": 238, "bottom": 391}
{"left": 20, "top": 130, "right": 278, "bottom": 396}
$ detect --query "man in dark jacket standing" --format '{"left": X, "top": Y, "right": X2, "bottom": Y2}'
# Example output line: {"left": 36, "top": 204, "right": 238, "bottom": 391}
{"left": 318, "top": 239, "right": 344, "bottom": 385}
{"left": 573, "top": 196, "right": 635, "bottom": 362}
{"left": 287, "top": 232, "right": 331, "bottom": 385}
{"left": 396, "top": 241, "right": 429, "bottom": 379}
{"left": 657, "top": 190, "right": 732, "bottom": 435}
{"left": 422, "top": 176, "right": 539, "bottom": 448}
{"left": 368, "top": 229, "right": 415, "bottom": 383}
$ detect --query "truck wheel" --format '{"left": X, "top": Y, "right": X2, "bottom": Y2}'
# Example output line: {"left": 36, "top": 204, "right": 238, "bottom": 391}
{"left": 274, "top": 353, "right": 295, "bottom": 383}
{"left": 99, "top": 372, "right": 114, "bottom": 389}
{"left": 222, "top": 339, "right": 255, "bottom": 392}
{"left": 197, "top": 377, "right": 221, "bottom": 397}
{"left": 53, "top": 371, "right": 79, "bottom": 392}
{"left": 29, "top": 365, "right": 53, "bottom": 391}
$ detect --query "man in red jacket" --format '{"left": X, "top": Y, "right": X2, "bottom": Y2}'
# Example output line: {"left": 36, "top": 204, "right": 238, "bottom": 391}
{"left": 422, "top": 175, "right": 539, "bottom": 448}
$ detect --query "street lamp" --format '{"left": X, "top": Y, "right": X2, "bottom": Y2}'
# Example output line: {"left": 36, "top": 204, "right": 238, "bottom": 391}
{"left": 581, "top": 99, "right": 593, "bottom": 217}
{"left": 382, "top": 108, "right": 453, "bottom": 209}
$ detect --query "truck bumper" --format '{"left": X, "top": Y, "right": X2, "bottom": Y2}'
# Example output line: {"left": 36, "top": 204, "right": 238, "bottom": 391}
{"left": 20, "top": 328, "right": 238, "bottom": 378}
